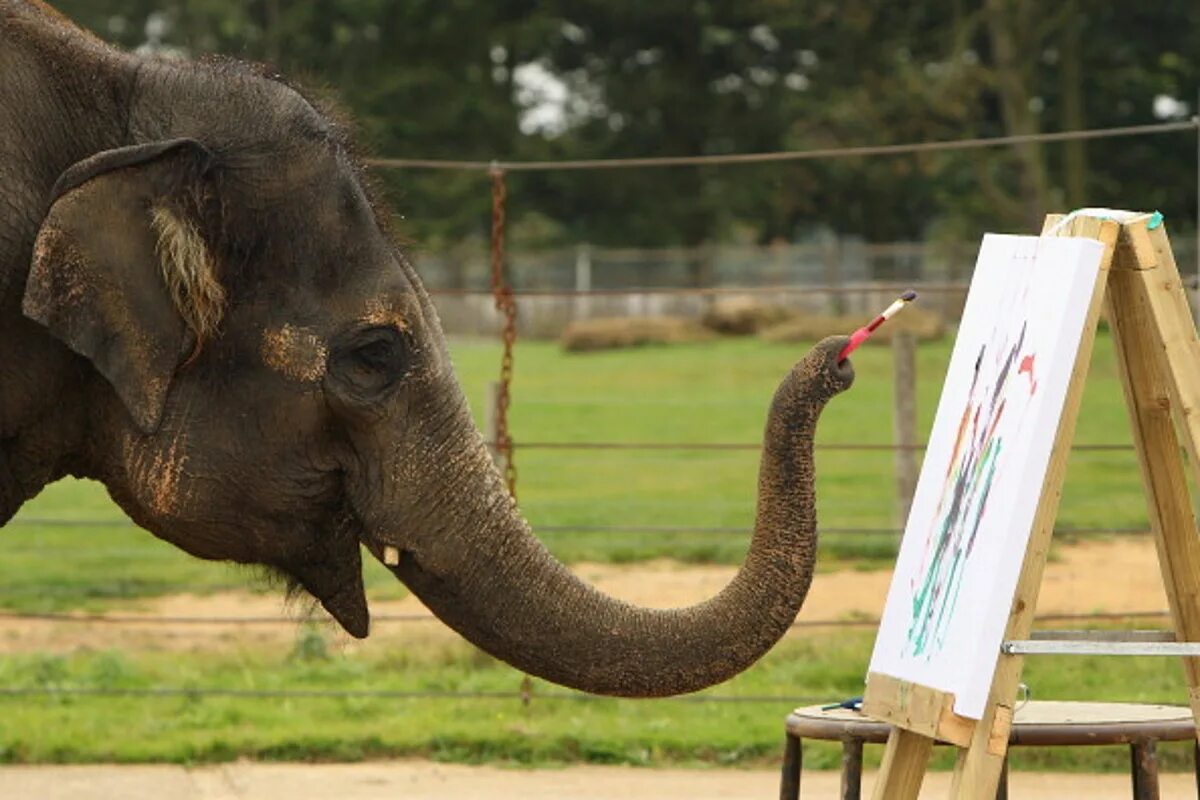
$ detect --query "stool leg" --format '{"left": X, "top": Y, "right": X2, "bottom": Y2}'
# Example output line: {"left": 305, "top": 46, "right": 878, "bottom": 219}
{"left": 780, "top": 734, "right": 802, "bottom": 800}
{"left": 1194, "top": 740, "right": 1199, "bottom": 797}
{"left": 841, "top": 738, "right": 864, "bottom": 800}
{"left": 1130, "top": 740, "right": 1160, "bottom": 800}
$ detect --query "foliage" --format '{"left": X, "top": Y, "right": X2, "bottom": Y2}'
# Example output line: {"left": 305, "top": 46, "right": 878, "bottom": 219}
{"left": 45, "top": 0, "right": 1199, "bottom": 257}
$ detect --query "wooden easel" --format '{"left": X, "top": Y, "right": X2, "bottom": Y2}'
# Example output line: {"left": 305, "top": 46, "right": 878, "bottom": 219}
{"left": 860, "top": 210, "right": 1200, "bottom": 799}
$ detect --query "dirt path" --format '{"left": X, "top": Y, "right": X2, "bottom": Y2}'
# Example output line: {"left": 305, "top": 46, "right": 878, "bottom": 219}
{"left": 2, "top": 761, "right": 1196, "bottom": 800}
{"left": 0, "top": 538, "right": 1168, "bottom": 653}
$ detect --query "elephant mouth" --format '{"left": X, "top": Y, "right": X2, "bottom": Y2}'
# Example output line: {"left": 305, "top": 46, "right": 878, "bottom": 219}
{"left": 285, "top": 507, "right": 372, "bottom": 638}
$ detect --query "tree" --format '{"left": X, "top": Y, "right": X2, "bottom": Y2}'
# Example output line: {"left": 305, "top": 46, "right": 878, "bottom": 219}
{"left": 51, "top": 0, "right": 1200, "bottom": 262}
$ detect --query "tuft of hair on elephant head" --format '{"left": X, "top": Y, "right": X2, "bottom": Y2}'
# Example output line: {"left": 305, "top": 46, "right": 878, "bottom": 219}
{"left": 0, "top": 1, "right": 854, "bottom": 697}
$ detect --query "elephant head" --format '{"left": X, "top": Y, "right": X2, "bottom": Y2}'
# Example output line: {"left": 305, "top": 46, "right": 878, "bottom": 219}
{"left": 19, "top": 58, "right": 854, "bottom": 697}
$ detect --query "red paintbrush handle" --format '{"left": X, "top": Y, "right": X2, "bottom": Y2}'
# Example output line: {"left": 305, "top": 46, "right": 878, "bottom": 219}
{"left": 838, "top": 327, "right": 871, "bottom": 361}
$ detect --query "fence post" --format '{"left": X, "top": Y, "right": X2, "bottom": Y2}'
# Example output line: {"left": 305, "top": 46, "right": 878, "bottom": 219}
{"left": 486, "top": 381, "right": 505, "bottom": 472}
{"left": 574, "top": 243, "right": 592, "bottom": 321}
{"left": 823, "top": 238, "right": 845, "bottom": 314}
{"left": 893, "top": 332, "right": 919, "bottom": 529}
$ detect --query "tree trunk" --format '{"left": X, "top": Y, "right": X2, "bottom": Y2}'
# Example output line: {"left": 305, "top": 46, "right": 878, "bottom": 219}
{"left": 985, "top": 0, "right": 1051, "bottom": 229}
{"left": 1059, "top": 0, "right": 1087, "bottom": 206}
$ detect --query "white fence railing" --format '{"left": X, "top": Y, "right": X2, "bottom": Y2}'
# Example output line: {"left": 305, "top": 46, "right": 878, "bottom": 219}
{"left": 421, "top": 238, "right": 1199, "bottom": 338}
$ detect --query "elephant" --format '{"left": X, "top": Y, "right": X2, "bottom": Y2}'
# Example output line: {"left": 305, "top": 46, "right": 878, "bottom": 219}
{"left": 0, "top": 0, "right": 854, "bottom": 697}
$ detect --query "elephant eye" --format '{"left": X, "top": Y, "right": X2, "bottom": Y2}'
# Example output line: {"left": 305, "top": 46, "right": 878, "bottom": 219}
{"left": 354, "top": 336, "right": 401, "bottom": 372}
{"left": 329, "top": 326, "right": 412, "bottom": 398}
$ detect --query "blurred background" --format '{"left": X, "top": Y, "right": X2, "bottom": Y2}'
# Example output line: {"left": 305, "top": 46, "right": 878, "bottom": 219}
{"left": 51, "top": 0, "right": 1200, "bottom": 300}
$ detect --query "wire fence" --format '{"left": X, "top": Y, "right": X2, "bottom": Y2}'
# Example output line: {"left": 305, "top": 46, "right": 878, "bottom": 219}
{"left": 367, "top": 120, "right": 1200, "bottom": 172}
{"left": 425, "top": 276, "right": 1200, "bottom": 338}
{"left": 0, "top": 609, "right": 1174, "bottom": 707}
{"left": 0, "top": 686, "right": 832, "bottom": 705}
{"left": 0, "top": 608, "right": 1170, "bottom": 629}
{"left": 0, "top": 348, "right": 1175, "bottom": 715}
{"left": 424, "top": 278, "right": 1200, "bottom": 299}
{"left": 2, "top": 512, "right": 1151, "bottom": 535}
{"left": 4, "top": 120, "right": 1199, "bottom": 710}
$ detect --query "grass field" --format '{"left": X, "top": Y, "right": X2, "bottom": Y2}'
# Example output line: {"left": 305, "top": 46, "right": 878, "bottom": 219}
{"left": 0, "top": 629, "right": 1194, "bottom": 772}
{"left": 4, "top": 333, "right": 1148, "bottom": 611}
{"left": 0, "top": 332, "right": 1176, "bottom": 771}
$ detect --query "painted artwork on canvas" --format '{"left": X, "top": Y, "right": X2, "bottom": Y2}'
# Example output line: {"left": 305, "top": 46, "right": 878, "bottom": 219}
{"left": 868, "top": 233, "right": 1106, "bottom": 719}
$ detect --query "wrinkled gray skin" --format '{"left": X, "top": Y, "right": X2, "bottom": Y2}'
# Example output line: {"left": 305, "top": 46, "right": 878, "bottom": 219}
{"left": 0, "top": 1, "right": 854, "bottom": 697}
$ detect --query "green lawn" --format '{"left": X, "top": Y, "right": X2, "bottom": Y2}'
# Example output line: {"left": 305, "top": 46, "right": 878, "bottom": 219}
{"left": 4, "top": 333, "right": 1148, "bottom": 611}
{"left": 0, "top": 629, "right": 1194, "bottom": 771}
{"left": 1, "top": 332, "right": 1182, "bottom": 771}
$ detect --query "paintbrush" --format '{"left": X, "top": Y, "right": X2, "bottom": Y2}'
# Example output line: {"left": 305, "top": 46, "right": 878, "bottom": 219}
{"left": 838, "top": 290, "right": 919, "bottom": 362}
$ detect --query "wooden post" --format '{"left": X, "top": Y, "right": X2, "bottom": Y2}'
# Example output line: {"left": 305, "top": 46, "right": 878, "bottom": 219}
{"left": 824, "top": 238, "right": 845, "bottom": 315}
{"left": 485, "top": 381, "right": 504, "bottom": 472}
{"left": 950, "top": 240, "right": 969, "bottom": 321}
{"left": 892, "top": 331, "right": 918, "bottom": 528}
{"left": 573, "top": 243, "right": 592, "bottom": 321}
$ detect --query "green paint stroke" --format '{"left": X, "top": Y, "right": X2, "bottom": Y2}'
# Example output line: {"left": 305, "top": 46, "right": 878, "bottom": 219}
{"left": 905, "top": 432, "right": 1002, "bottom": 658}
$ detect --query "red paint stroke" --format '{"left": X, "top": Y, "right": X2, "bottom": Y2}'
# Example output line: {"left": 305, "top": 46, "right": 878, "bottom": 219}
{"left": 945, "top": 405, "right": 972, "bottom": 481}
{"left": 1019, "top": 354, "right": 1038, "bottom": 395}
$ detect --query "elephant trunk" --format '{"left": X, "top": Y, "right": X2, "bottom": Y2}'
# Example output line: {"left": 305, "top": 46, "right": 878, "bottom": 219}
{"left": 372, "top": 337, "right": 853, "bottom": 697}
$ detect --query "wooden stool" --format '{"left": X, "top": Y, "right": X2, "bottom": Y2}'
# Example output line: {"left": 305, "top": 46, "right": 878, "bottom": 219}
{"left": 780, "top": 701, "right": 1199, "bottom": 800}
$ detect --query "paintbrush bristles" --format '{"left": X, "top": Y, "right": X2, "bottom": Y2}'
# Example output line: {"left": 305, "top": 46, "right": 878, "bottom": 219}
{"left": 839, "top": 290, "right": 921, "bottom": 361}
{"left": 880, "top": 291, "right": 918, "bottom": 321}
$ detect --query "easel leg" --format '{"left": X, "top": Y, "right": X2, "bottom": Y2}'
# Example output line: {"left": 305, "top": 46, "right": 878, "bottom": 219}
{"left": 951, "top": 694, "right": 1018, "bottom": 799}
{"left": 870, "top": 728, "right": 932, "bottom": 800}
{"left": 1106, "top": 228, "right": 1200, "bottom": 731}
{"left": 1193, "top": 740, "right": 1199, "bottom": 797}
{"left": 949, "top": 730, "right": 1008, "bottom": 799}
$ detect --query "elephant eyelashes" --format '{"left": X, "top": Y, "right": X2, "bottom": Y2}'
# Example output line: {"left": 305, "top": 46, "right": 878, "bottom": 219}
{"left": 329, "top": 326, "right": 412, "bottom": 398}
{"left": 354, "top": 337, "right": 401, "bottom": 372}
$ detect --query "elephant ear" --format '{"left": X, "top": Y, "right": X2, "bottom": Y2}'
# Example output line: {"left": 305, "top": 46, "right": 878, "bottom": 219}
{"left": 23, "top": 139, "right": 225, "bottom": 434}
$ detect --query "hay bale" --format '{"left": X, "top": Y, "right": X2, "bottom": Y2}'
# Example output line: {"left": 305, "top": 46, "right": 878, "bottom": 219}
{"left": 561, "top": 316, "right": 714, "bottom": 352}
{"left": 700, "top": 295, "right": 796, "bottom": 335}
{"left": 761, "top": 308, "right": 946, "bottom": 344}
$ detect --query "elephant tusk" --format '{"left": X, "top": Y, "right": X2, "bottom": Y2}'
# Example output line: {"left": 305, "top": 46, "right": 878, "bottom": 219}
{"left": 383, "top": 546, "right": 400, "bottom": 566}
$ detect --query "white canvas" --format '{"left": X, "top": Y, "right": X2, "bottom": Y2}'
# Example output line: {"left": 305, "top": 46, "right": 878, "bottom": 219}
{"left": 867, "top": 234, "right": 1106, "bottom": 719}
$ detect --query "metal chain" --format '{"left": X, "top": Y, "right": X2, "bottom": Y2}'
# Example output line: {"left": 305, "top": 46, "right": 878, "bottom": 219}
{"left": 489, "top": 166, "right": 518, "bottom": 499}
{"left": 490, "top": 166, "right": 529, "bottom": 706}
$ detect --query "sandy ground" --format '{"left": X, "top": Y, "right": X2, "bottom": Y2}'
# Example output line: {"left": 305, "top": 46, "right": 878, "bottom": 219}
{"left": 1, "top": 538, "right": 1186, "bottom": 798}
{"left": 0, "top": 537, "right": 1170, "bottom": 653}
{"left": 2, "top": 761, "right": 1196, "bottom": 800}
